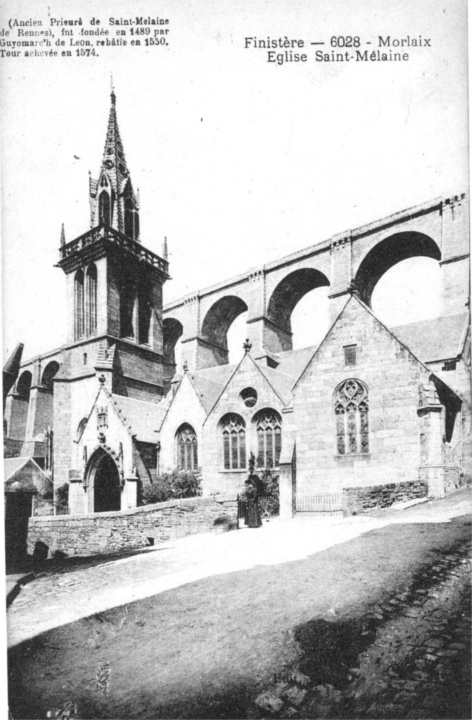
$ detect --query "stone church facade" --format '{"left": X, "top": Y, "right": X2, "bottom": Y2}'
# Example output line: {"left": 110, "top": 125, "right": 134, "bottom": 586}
{"left": 4, "top": 92, "right": 471, "bottom": 518}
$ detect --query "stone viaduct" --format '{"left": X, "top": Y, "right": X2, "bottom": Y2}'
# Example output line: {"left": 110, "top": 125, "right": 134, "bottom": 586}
{"left": 163, "top": 193, "right": 470, "bottom": 371}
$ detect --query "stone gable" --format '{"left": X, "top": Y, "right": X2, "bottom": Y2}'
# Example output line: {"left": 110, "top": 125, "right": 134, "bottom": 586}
{"left": 291, "top": 296, "right": 433, "bottom": 497}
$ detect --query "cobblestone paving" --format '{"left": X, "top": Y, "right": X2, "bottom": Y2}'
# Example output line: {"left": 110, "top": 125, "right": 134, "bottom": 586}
{"left": 253, "top": 539, "right": 471, "bottom": 719}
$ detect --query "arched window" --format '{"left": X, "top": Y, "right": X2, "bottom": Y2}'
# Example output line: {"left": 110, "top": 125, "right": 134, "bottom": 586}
{"left": 120, "top": 282, "right": 135, "bottom": 339}
{"left": 221, "top": 413, "right": 246, "bottom": 470}
{"left": 176, "top": 423, "right": 198, "bottom": 471}
{"left": 139, "top": 280, "right": 152, "bottom": 345}
{"left": 99, "top": 191, "right": 110, "bottom": 225}
{"left": 124, "top": 197, "right": 135, "bottom": 240}
{"left": 254, "top": 410, "right": 282, "bottom": 468}
{"left": 86, "top": 264, "right": 97, "bottom": 335}
{"left": 74, "top": 269, "right": 85, "bottom": 340}
{"left": 334, "top": 379, "right": 369, "bottom": 455}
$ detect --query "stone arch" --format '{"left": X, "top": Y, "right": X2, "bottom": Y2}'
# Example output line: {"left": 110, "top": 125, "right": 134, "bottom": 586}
{"left": 41, "top": 361, "right": 60, "bottom": 391}
{"left": 354, "top": 232, "right": 441, "bottom": 307}
{"left": 201, "top": 296, "right": 249, "bottom": 349}
{"left": 267, "top": 268, "right": 330, "bottom": 338}
{"left": 163, "top": 318, "right": 184, "bottom": 363}
{"left": 85, "top": 447, "right": 121, "bottom": 513}
{"left": 16, "top": 371, "right": 32, "bottom": 399}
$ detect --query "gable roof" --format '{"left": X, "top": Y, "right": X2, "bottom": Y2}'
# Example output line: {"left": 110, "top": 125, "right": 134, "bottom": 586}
{"left": 273, "top": 345, "right": 319, "bottom": 382}
{"left": 110, "top": 394, "right": 167, "bottom": 443}
{"left": 292, "top": 294, "right": 435, "bottom": 390}
{"left": 4, "top": 456, "right": 49, "bottom": 481}
{"left": 391, "top": 313, "right": 469, "bottom": 363}
{"left": 188, "top": 373, "right": 229, "bottom": 413}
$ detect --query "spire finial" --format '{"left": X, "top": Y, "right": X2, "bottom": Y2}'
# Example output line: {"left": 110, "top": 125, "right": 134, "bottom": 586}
{"left": 110, "top": 75, "right": 116, "bottom": 104}
{"left": 163, "top": 236, "right": 168, "bottom": 260}
{"left": 243, "top": 339, "right": 252, "bottom": 354}
{"left": 183, "top": 360, "right": 189, "bottom": 373}
{"left": 60, "top": 223, "right": 66, "bottom": 247}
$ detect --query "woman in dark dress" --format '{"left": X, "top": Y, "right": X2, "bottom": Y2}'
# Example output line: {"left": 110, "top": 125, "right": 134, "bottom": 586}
{"left": 245, "top": 477, "right": 262, "bottom": 528}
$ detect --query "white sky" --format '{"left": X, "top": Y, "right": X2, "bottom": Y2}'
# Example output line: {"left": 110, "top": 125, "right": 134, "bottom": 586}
{"left": 1, "top": 0, "right": 469, "bottom": 364}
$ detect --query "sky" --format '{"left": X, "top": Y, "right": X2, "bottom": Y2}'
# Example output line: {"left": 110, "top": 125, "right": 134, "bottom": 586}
{"left": 0, "top": 0, "right": 469, "bottom": 364}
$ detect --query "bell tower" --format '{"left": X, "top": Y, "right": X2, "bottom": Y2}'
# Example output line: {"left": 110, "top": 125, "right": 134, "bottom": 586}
{"left": 53, "top": 89, "right": 171, "bottom": 487}
{"left": 57, "top": 89, "right": 169, "bottom": 356}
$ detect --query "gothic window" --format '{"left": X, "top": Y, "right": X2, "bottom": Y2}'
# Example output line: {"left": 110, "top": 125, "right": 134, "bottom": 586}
{"left": 176, "top": 423, "right": 198, "bottom": 471}
{"left": 74, "top": 269, "right": 85, "bottom": 340}
{"left": 120, "top": 282, "right": 135, "bottom": 339}
{"left": 124, "top": 197, "right": 135, "bottom": 240}
{"left": 86, "top": 264, "right": 97, "bottom": 335}
{"left": 254, "top": 409, "right": 282, "bottom": 468}
{"left": 221, "top": 413, "right": 246, "bottom": 470}
{"left": 99, "top": 191, "right": 111, "bottom": 225}
{"left": 334, "top": 379, "right": 369, "bottom": 455}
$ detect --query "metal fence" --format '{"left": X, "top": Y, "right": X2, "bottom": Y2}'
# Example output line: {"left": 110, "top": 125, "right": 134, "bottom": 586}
{"left": 296, "top": 491, "right": 344, "bottom": 514}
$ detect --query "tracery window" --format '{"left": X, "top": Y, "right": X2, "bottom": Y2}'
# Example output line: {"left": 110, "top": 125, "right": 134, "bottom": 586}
{"left": 176, "top": 423, "right": 198, "bottom": 471}
{"left": 334, "top": 379, "right": 369, "bottom": 455}
{"left": 254, "top": 409, "right": 282, "bottom": 468}
{"left": 74, "top": 269, "right": 85, "bottom": 340}
{"left": 221, "top": 413, "right": 246, "bottom": 470}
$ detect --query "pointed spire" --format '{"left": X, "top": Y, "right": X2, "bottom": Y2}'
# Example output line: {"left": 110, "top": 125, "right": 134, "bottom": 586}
{"left": 60, "top": 223, "right": 66, "bottom": 247}
{"left": 163, "top": 236, "right": 168, "bottom": 260}
{"left": 89, "top": 87, "right": 140, "bottom": 240}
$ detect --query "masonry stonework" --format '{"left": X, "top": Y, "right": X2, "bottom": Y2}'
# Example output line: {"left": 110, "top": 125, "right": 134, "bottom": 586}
{"left": 27, "top": 495, "right": 237, "bottom": 558}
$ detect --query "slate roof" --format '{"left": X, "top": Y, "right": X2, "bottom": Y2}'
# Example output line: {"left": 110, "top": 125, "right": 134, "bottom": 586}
{"left": 189, "top": 374, "right": 230, "bottom": 413}
{"left": 391, "top": 313, "right": 469, "bottom": 363}
{"left": 110, "top": 394, "right": 167, "bottom": 443}
{"left": 273, "top": 345, "right": 319, "bottom": 384}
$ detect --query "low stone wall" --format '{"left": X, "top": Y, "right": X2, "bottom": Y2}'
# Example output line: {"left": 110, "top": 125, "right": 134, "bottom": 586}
{"left": 27, "top": 495, "right": 237, "bottom": 558}
{"left": 343, "top": 480, "right": 427, "bottom": 515}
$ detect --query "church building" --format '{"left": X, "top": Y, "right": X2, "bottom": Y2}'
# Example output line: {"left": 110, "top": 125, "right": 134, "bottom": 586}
{"left": 4, "top": 92, "right": 471, "bottom": 519}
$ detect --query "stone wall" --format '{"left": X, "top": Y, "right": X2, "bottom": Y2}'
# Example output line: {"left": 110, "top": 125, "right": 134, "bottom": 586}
{"left": 343, "top": 480, "right": 427, "bottom": 515}
{"left": 27, "top": 494, "right": 237, "bottom": 558}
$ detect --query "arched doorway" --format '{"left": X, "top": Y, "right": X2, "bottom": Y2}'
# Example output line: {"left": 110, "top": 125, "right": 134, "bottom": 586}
{"left": 87, "top": 450, "right": 121, "bottom": 513}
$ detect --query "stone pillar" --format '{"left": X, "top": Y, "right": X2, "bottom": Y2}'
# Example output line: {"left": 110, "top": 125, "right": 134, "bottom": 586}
{"left": 279, "top": 408, "right": 296, "bottom": 519}
{"left": 68, "top": 470, "right": 87, "bottom": 514}
{"left": 418, "top": 394, "right": 446, "bottom": 498}
{"left": 440, "top": 194, "right": 470, "bottom": 317}
{"left": 328, "top": 234, "right": 352, "bottom": 321}
{"left": 122, "top": 477, "right": 138, "bottom": 510}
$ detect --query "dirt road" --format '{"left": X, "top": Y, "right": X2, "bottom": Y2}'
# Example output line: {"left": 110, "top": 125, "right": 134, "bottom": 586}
{"left": 7, "top": 493, "right": 471, "bottom": 719}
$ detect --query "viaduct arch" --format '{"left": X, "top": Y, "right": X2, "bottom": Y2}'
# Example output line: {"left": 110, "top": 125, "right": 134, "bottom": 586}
{"left": 163, "top": 193, "right": 469, "bottom": 371}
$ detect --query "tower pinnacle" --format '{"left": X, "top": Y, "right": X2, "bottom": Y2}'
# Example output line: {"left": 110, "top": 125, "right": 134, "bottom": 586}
{"left": 88, "top": 88, "right": 140, "bottom": 241}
